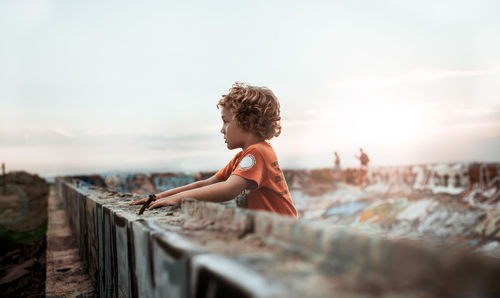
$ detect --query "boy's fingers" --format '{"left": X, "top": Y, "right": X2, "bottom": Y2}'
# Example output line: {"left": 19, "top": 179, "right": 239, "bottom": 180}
{"left": 148, "top": 199, "right": 171, "bottom": 210}
{"left": 148, "top": 201, "right": 161, "bottom": 209}
{"left": 129, "top": 197, "right": 147, "bottom": 205}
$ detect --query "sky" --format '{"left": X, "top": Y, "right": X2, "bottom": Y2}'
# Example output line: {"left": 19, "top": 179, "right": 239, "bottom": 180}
{"left": 1, "top": 0, "right": 500, "bottom": 178}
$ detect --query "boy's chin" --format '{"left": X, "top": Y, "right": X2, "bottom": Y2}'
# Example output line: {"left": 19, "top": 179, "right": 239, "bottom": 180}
{"left": 226, "top": 143, "right": 237, "bottom": 150}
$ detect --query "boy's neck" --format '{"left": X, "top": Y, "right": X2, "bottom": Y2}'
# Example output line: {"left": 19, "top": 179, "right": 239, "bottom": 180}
{"left": 242, "top": 134, "right": 264, "bottom": 151}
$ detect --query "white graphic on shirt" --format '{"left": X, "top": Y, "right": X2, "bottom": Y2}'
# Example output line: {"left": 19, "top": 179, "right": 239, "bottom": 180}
{"left": 238, "top": 154, "right": 256, "bottom": 171}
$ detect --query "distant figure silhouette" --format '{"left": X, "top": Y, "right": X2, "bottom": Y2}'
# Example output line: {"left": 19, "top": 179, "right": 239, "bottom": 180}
{"left": 334, "top": 151, "right": 341, "bottom": 170}
{"left": 355, "top": 148, "right": 370, "bottom": 169}
{"left": 332, "top": 151, "right": 341, "bottom": 183}
{"left": 354, "top": 148, "right": 370, "bottom": 187}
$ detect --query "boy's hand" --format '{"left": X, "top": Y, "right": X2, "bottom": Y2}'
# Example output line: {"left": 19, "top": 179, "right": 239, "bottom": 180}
{"left": 148, "top": 195, "right": 183, "bottom": 210}
{"left": 129, "top": 196, "right": 153, "bottom": 206}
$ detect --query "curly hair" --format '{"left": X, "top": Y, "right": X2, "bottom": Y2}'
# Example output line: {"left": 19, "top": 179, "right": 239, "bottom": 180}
{"left": 217, "top": 82, "right": 282, "bottom": 140}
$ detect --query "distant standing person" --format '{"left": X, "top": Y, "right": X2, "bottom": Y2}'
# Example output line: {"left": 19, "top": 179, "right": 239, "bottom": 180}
{"left": 355, "top": 148, "right": 370, "bottom": 169}
{"left": 334, "top": 152, "right": 341, "bottom": 170}
{"left": 333, "top": 151, "right": 341, "bottom": 183}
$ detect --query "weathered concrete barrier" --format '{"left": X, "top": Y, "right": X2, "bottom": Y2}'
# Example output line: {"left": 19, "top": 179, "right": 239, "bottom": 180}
{"left": 73, "top": 163, "right": 499, "bottom": 200}
{"left": 56, "top": 178, "right": 500, "bottom": 297}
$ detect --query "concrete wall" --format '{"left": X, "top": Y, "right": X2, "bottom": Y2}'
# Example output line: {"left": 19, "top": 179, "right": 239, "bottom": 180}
{"left": 56, "top": 178, "right": 500, "bottom": 298}
{"left": 74, "top": 163, "right": 499, "bottom": 200}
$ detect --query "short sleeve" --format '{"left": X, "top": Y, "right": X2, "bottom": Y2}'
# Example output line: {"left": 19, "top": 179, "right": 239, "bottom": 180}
{"left": 231, "top": 148, "right": 266, "bottom": 187}
{"left": 216, "top": 151, "right": 243, "bottom": 181}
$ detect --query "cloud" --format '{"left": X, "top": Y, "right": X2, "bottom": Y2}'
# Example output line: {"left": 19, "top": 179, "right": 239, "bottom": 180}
{"left": 330, "top": 67, "right": 499, "bottom": 89}
{"left": 423, "top": 102, "right": 500, "bottom": 136}
{"left": 86, "top": 129, "right": 112, "bottom": 137}
{"left": 49, "top": 128, "right": 73, "bottom": 138}
{"left": 411, "top": 68, "right": 499, "bottom": 81}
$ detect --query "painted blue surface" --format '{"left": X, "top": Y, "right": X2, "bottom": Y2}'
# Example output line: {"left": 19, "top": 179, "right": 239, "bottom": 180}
{"left": 325, "top": 202, "right": 368, "bottom": 217}
{"left": 153, "top": 176, "right": 195, "bottom": 191}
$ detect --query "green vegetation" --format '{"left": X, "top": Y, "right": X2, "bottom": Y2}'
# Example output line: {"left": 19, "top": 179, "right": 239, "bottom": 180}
{"left": 0, "top": 220, "right": 47, "bottom": 243}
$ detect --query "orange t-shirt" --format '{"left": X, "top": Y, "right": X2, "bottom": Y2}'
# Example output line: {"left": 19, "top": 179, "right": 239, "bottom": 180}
{"left": 216, "top": 141, "right": 297, "bottom": 217}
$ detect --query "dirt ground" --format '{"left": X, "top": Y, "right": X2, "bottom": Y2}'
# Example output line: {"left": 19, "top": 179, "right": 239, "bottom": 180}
{"left": 0, "top": 172, "right": 49, "bottom": 297}
{"left": 0, "top": 238, "right": 47, "bottom": 296}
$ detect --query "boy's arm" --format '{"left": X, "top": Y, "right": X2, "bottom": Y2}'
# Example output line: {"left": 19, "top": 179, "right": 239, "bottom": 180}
{"left": 147, "top": 175, "right": 255, "bottom": 209}
{"left": 129, "top": 175, "right": 221, "bottom": 205}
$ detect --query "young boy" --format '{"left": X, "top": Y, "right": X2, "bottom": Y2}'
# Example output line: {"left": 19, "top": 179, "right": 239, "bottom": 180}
{"left": 130, "top": 82, "right": 297, "bottom": 217}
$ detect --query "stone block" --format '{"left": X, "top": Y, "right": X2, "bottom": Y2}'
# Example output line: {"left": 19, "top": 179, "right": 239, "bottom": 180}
{"left": 181, "top": 198, "right": 198, "bottom": 217}
{"left": 253, "top": 211, "right": 276, "bottom": 238}
{"left": 211, "top": 205, "right": 236, "bottom": 230}
{"left": 113, "top": 213, "right": 131, "bottom": 297}
{"left": 190, "top": 254, "right": 283, "bottom": 298}
{"left": 130, "top": 219, "right": 207, "bottom": 298}
{"left": 151, "top": 227, "right": 206, "bottom": 298}
{"left": 232, "top": 208, "right": 254, "bottom": 237}
{"left": 84, "top": 197, "right": 98, "bottom": 284}
{"left": 386, "top": 239, "right": 439, "bottom": 289}
{"left": 269, "top": 214, "right": 297, "bottom": 243}
{"left": 130, "top": 220, "right": 155, "bottom": 298}
{"left": 290, "top": 221, "right": 325, "bottom": 254}
{"left": 99, "top": 207, "right": 113, "bottom": 297}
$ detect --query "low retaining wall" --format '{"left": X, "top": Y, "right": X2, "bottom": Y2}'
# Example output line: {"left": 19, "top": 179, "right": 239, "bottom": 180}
{"left": 56, "top": 178, "right": 500, "bottom": 297}
{"left": 71, "top": 163, "right": 500, "bottom": 201}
